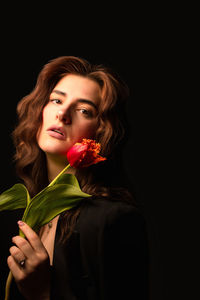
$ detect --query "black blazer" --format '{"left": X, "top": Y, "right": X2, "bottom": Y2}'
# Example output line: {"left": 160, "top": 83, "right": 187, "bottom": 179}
{"left": 51, "top": 198, "right": 149, "bottom": 299}
{"left": 8, "top": 199, "right": 149, "bottom": 300}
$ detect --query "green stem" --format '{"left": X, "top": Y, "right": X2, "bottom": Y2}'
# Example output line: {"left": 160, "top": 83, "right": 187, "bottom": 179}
{"left": 4, "top": 271, "right": 12, "bottom": 300}
{"left": 48, "top": 164, "right": 71, "bottom": 187}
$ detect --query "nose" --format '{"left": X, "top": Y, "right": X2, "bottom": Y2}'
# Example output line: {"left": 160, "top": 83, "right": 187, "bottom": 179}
{"left": 56, "top": 110, "right": 71, "bottom": 124}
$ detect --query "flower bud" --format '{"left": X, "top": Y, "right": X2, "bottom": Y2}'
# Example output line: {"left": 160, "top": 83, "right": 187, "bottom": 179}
{"left": 66, "top": 139, "right": 106, "bottom": 168}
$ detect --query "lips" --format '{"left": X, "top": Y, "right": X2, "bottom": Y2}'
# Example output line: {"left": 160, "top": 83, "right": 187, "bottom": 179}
{"left": 47, "top": 126, "right": 66, "bottom": 140}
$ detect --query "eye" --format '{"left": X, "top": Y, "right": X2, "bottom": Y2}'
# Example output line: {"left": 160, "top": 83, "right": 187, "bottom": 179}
{"left": 50, "top": 99, "right": 62, "bottom": 104}
{"left": 78, "top": 108, "right": 93, "bottom": 117}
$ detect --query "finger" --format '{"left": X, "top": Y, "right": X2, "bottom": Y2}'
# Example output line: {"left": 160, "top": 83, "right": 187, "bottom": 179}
{"left": 7, "top": 255, "right": 26, "bottom": 280}
{"left": 17, "top": 221, "right": 45, "bottom": 252}
{"left": 12, "top": 235, "right": 35, "bottom": 259}
{"left": 9, "top": 245, "right": 26, "bottom": 265}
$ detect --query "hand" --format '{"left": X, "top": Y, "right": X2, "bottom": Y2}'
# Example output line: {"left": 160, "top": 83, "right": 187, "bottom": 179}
{"left": 7, "top": 221, "right": 51, "bottom": 300}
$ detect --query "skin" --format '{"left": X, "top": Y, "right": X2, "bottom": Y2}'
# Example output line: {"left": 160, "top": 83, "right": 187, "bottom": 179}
{"left": 8, "top": 221, "right": 51, "bottom": 300}
{"left": 7, "top": 74, "right": 102, "bottom": 300}
{"left": 37, "top": 74, "right": 101, "bottom": 181}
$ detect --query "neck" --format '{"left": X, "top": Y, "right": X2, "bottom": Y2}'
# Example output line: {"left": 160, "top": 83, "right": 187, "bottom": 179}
{"left": 45, "top": 153, "right": 75, "bottom": 183}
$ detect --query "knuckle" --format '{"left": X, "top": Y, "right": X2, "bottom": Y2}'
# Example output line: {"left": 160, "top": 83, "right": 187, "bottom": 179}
{"left": 18, "top": 238, "right": 27, "bottom": 248}
{"left": 40, "top": 252, "right": 49, "bottom": 262}
{"left": 17, "top": 273, "right": 26, "bottom": 283}
{"left": 13, "top": 236, "right": 27, "bottom": 248}
{"left": 11, "top": 236, "right": 17, "bottom": 243}
{"left": 31, "top": 234, "right": 39, "bottom": 243}
{"left": 31, "top": 252, "right": 49, "bottom": 268}
{"left": 9, "top": 246, "right": 18, "bottom": 255}
{"left": 7, "top": 255, "right": 12, "bottom": 266}
{"left": 34, "top": 252, "right": 49, "bottom": 267}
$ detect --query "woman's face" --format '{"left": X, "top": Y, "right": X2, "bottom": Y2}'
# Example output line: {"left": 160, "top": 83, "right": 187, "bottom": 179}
{"left": 37, "top": 74, "right": 101, "bottom": 158}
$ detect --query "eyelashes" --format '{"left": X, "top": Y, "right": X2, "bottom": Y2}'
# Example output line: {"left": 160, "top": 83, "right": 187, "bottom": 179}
{"left": 49, "top": 99, "right": 94, "bottom": 118}
{"left": 77, "top": 108, "right": 93, "bottom": 118}
{"left": 50, "top": 99, "right": 62, "bottom": 104}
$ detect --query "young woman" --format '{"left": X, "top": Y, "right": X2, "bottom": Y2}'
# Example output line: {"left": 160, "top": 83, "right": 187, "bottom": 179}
{"left": 6, "top": 56, "right": 149, "bottom": 299}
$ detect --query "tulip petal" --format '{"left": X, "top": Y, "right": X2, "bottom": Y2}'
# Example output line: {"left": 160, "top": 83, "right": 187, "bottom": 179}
{"left": 66, "top": 139, "right": 106, "bottom": 168}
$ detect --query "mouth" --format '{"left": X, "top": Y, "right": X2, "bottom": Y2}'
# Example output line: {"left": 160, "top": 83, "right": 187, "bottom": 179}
{"left": 47, "top": 126, "right": 66, "bottom": 140}
{"left": 51, "top": 129, "right": 64, "bottom": 135}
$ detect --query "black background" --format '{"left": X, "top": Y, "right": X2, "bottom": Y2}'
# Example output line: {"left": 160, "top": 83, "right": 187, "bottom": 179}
{"left": 0, "top": 7, "right": 187, "bottom": 300}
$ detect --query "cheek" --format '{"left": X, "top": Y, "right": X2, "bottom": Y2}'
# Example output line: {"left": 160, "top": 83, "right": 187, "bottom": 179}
{"left": 42, "top": 106, "right": 50, "bottom": 124}
{"left": 79, "top": 121, "right": 99, "bottom": 139}
{"left": 37, "top": 125, "right": 45, "bottom": 149}
{"left": 38, "top": 106, "right": 52, "bottom": 132}
{"left": 36, "top": 108, "right": 48, "bottom": 144}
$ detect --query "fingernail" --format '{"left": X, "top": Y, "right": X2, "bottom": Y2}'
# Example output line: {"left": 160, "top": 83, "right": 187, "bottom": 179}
{"left": 18, "top": 220, "right": 25, "bottom": 227}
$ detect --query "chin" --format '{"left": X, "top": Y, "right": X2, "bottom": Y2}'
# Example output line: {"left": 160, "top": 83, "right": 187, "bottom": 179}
{"left": 45, "top": 150, "right": 68, "bottom": 162}
{"left": 39, "top": 145, "right": 66, "bottom": 156}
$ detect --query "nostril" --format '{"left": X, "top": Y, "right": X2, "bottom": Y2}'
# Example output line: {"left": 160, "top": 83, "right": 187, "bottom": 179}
{"left": 56, "top": 111, "right": 63, "bottom": 120}
{"left": 57, "top": 110, "right": 71, "bottom": 124}
{"left": 63, "top": 115, "right": 71, "bottom": 124}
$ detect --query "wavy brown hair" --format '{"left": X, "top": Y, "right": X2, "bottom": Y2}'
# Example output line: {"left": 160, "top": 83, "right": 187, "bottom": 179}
{"left": 12, "top": 56, "right": 132, "bottom": 241}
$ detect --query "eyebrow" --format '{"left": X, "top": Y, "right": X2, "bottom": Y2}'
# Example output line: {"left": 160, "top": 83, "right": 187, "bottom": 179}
{"left": 52, "top": 89, "right": 98, "bottom": 110}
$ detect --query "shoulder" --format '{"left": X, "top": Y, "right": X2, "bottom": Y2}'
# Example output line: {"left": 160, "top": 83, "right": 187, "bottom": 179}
{"left": 77, "top": 197, "right": 146, "bottom": 237}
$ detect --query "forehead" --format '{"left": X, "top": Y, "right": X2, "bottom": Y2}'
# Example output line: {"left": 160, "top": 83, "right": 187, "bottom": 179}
{"left": 53, "top": 74, "right": 101, "bottom": 101}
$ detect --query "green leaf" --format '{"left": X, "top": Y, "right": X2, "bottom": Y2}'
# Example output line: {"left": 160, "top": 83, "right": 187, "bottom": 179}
{"left": 51, "top": 173, "right": 80, "bottom": 188}
{"left": 21, "top": 184, "right": 91, "bottom": 236}
{"left": 0, "top": 184, "right": 29, "bottom": 211}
